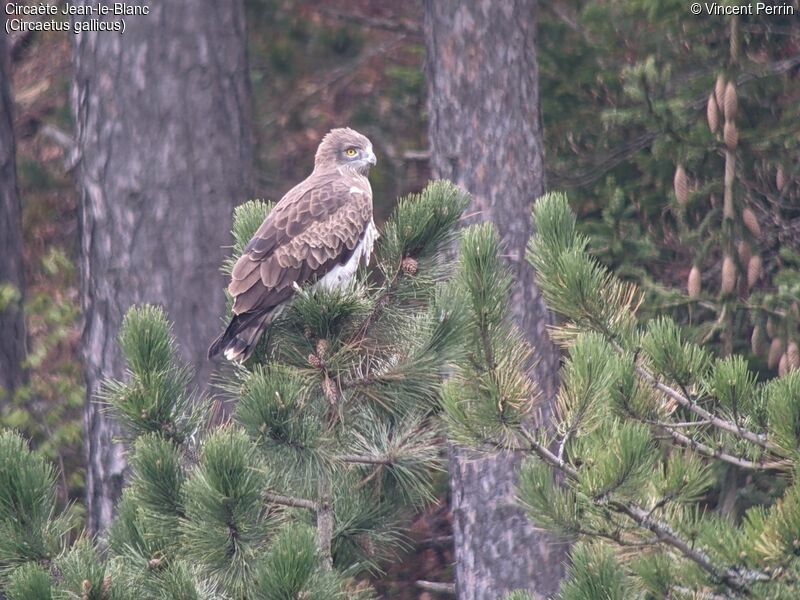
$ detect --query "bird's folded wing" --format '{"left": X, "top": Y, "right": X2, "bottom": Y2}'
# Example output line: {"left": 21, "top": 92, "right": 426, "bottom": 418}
{"left": 228, "top": 176, "right": 371, "bottom": 315}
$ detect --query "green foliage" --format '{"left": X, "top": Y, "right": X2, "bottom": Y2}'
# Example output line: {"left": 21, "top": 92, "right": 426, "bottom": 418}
{"left": 440, "top": 223, "right": 536, "bottom": 447}
{"left": 236, "top": 364, "right": 326, "bottom": 486}
{"left": 528, "top": 196, "right": 800, "bottom": 596}
{"left": 4, "top": 562, "right": 53, "bottom": 600}
{"left": 378, "top": 181, "right": 467, "bottom": 268}
{"left": 706, "top": 355, "right": 759, "bottom": 417}
{"left": 528, "top": 193, "right": 640, "bottom": 346}
{"left": 56, "top": 538, "right": 113, "bottom": 600}
{"left": 182, "top": 429, "right": 272, "bottom": 595}
{"left": 557, "top": 543, "right": 632, "bottom": 600}
{"left": 576, "top": 420, "right": 655, "bottom": 502}
{"left": 452, "top": 193, "right": 800, "bottom": 597}
{"left": 764, "top": 372, "right": 800, "bottom": 460}
{"left": 504, "top": 592, "right": 535, "bottom": 600}
{"left": 0, "top": 431, "right": 73, "bottom": 582}
{"left": 518, "top": 459, "right": 585, "bottom": 538}
{"left": 102, "top": 306, "right": 204, "bottom": 443}
{"left": 253, "top": 525, "right": 349, "bottom": 600}
{"left": 539, "top": 4, "right": 800, "bottom": 363}
{"left": 0, "top": 180, "right": 466, "bottom": 599}
{"left": 125, "top": 434, "right": 185, "bottom": 554}
{"left": 641, "top": 316, "right": 711, "bottom": 385}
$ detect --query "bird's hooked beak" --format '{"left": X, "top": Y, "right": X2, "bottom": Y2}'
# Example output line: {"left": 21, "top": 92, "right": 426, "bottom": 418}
{"left": 367, "top": 149, "right": 377, "bottom": 166}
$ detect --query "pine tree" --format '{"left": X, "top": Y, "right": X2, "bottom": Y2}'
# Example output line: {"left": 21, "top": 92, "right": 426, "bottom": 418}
{"left": 446, "top": 192, "right": 800, "bottom": 598}
{"left": 540, "top": 7, "right": 800, "bottom": 364}
{"left": 0, "top": 181, "right": 469, "bottom": 599}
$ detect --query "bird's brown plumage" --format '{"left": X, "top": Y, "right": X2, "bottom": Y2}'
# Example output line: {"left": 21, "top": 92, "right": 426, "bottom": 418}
{"left": 208, "top": 128, "right": 376, "bottom": 362}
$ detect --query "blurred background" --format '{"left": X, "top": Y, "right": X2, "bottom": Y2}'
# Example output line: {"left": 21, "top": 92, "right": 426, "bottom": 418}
{"left": 1, "top": 0, "right": 799, "bottom": 597}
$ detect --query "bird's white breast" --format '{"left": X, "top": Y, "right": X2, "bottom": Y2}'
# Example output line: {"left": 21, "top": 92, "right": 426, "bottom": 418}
{"left": 315, "top": 219, "right": 377, "bottom": 291}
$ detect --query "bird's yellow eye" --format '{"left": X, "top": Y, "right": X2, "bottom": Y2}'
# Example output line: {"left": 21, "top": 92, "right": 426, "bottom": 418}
{"left": 345, "top": 148, "right": 358, "bottom": 157}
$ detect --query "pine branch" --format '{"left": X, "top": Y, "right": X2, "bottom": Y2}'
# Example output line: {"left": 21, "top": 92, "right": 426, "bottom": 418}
{"left": 578, "top": 527, "right": 659, "bottom": 549}
{"left": 519, "top": 428, "right": 578, "bottom": 478}
{"left": 265, "top": 493, "right": 318, "bottom": 512}
{"left": 652, "top": 423, "right": 786, "bottom": 472}
{"left": 517, "top": 428, "right": 769, "bottom": 594}
{"left": 337, "top": 455, "right": 392, "bottom": 465}
{"left": 478, "top": 318, "right": 496, "bottom": 371}
{"left": 607, "top": 501, "right": 768, "bottom": 594}
{"left": 557, "top": 398, "right": 592, "bottom": 462}
{"left": 347, "top": 283, "right": 395, "bottom": 348}
{"left": 608, "top": 335, "right": 775, "bottom": 456}
{"left": 662, "top": 420, "right": 713, "bottom": 428}
{"left": 616, "top": 389, "right": 785, "bottom": 471}
{"left": 636, "top": 364, "right": 771, "bottom": 452}
{"left": 317, "top": 479, "right": 333, "bottom": 571}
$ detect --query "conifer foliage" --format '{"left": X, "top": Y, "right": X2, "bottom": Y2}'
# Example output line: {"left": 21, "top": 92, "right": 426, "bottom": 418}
{"left": 447, "top": 192, "right": 800, "bottom": 598}
{"left": 0, "top": 181, "right": 469, "bottom": 599}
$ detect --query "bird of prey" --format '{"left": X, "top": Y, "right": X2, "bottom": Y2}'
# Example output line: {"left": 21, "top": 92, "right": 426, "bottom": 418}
{"left": 208, "top": 127, "right": 378, "bottom": 362}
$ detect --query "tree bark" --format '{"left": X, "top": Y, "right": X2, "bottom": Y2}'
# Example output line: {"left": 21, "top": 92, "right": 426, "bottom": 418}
{"left": 71, "top": 1, "right": 252, "bottom": 534}
{"left": 0, "top": 26, "right": 26, "bottom": 400}
{"left": 424, "top": 1, "right": 566, "bottom": 597}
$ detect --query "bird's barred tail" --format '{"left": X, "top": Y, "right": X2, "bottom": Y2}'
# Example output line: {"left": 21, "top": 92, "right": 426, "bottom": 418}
{"left": 207, "top": 311, "right": 272, "bottom": 363}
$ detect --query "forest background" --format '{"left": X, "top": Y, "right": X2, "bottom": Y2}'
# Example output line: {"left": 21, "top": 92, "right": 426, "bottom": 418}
{"left": 1, "top": 0, "right": 799, "bottom": 597}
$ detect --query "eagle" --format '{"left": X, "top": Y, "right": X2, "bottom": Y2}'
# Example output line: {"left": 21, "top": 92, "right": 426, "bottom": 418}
{"left": 208, "top": 127, "right": 378, "bottom": 362}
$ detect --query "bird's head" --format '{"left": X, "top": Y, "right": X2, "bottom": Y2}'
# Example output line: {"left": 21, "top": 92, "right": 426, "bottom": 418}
{"left": 314, "top": 127, "right": 377, "bottom": 175}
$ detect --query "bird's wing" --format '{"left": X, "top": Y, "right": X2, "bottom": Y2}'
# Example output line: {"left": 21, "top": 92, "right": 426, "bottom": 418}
{"left": 228, "top": 173, "right": 372, "bottom": 315}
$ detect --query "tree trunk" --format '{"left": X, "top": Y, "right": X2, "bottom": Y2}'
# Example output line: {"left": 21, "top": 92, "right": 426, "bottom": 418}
{"left": 0, "top": 27, "right": 26, "bottom": 400}
{"left": 71, "top": 1, "right": 252, "bottom": 534}
{"left": 424, "top": 1, "right": 566, "bottom": 598}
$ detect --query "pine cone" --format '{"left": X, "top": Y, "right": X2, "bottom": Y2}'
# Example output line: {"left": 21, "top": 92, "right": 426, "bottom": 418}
{"left": 723, "top": 81, "right": 737, "bottom": 121}
{"left": 303, "top": 325, "right": 313, "bottom": 339}
{"left": 724, "top": 120, "right": 738, "bottom": 150}
{"left": 674, "top": 165, "right": 689, "bottom": 206}
{"left": 768, "top": 338, "right": 784, "bottom": 369}
{"left": 715, "top": 74, "right": 726, "bottom": 109}
{"left": 102, "top": 575, "right": 112, "bottom": 598}
{"left": 779, "top": 352, "right": 788, "bottom": 377}
{"left": 788, "top": 342, "right": 800, "bottom": 371}
{"left": 322, "top": 375, "right": 338, "bottom": 404}
{"left": 401, "top": 256, "right": 419, "bottom": 276}
{"left": 720, "top": 254, "right": 736, "bottom": 295}
{"left": 742, "top": 208, "right": 761, "bottom": 238}
{"left": 148, "top": 557, "right": 163, "bottom": 571}
{"left": 316, "top": 338, "right": 329, "bottom": 359}
{"left": 747, "top": 254, "right": 762, "bottom": 289}
{"left": 82, "top": 580, "right": 91, "bottom": 600}
{"left": 308, "top": 353, "right": 322, "bottom": 369}
{"left": 688, "top": 265, "right": 701, "bottom": 299}
{"left": 737, "top": 241, "right": 751, "bottom": 267}
{"left": 751, "top": 325, "right": 765, "bottom": 356}
{"left": 706, "top": 92, "right": 719, "bottom": 133}
{"left": 766, "top": 318, "right": 777, "bottom": 340}
{"left": 776, "top": 166, "right": 786, "bottom": 191}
